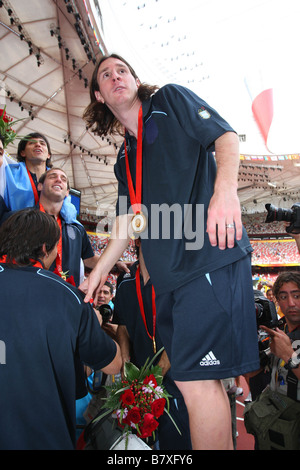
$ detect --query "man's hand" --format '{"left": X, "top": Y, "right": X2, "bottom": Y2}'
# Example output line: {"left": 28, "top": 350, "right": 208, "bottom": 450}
{"left": 260, "top": 326, "right": 294, "bottom": 363}
{"left": 79, "top": 267, "right": 108, "bottom": 304}
{"left": 207, "top": 188, "right": 243, "bottom": 250}
{"left": 79, "top": 214, "right": 132, "bottom": 303}
{"left": 157, "top": 349, "right": 171, "bottom": 377}
{"left": 116, "top": 260, "right": 131, "bottom": 273}
{"left": 206, "top": 132, "right": 243, "bottom": 250}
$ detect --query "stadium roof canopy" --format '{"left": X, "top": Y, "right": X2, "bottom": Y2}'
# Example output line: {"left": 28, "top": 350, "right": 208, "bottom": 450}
{"left": 1, "top": 0, "right": 300, "bottom": 221}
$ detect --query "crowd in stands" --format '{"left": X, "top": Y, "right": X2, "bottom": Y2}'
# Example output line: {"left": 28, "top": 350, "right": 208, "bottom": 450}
{"left": 83, "top": 211, "right": 300, "bottom": 296}
{"left": 85, "top": 212, "right": 299, "bottom": 273}
{"left": 252, "top": 272, "right": 279, "bottom": 285}
{"left": 87, "top": 232, "right": 137, "bottom": 289}
{"left": 79, "top": 213, "right": 99, "bottom": 224}
{"left": 242, "top": 213, "right": 287, "bottom": 235}
{"left": 83, "top": 211, "right": 291, "bottom": 239}
{"left": 251, "top": 240, "right": 300, "bottom": 265}
{"left": 88, "top": 231, "right": 137, "bottom": 263}
{"left": 87, "top": 230, "right": 300, "bottom": 268}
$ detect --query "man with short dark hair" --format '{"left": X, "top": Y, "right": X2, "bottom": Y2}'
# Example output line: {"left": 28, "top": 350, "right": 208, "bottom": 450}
{"left": 263, "top": 272, "right": 300, "bottom": 394}
{"left": 37, "top": 167, "right": 99, "bottom": 286}
{"left": 266, "top": 288, "right": 275, "bottom": 302}
{"left": 17, "top": 132, "right": 52, "bottom": 168}
{"left": 245, "top": 271, "right": 300, "bottom": 449}
{"left": 0, "top": 208, "right": 121, "bottom": 449}
{"left": 0, "top": 167, "right": 99, "bottom": 286}
{"left": 96, "top": 281, "right": 114, "bottom": 307}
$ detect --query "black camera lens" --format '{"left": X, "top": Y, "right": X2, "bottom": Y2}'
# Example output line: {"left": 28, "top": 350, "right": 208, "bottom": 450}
{"left": 265, "top": 203, "right": 293, "bottom": 223}
{"left": 97, "top": 304, "right": 113, "bottom": 323}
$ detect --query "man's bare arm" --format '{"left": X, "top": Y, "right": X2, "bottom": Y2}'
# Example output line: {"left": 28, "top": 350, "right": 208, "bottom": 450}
{"left": 206, "top": 132, "right": 242, "bottom": 250}
{"left": 79, "top": 214, "right": 133, "bottom": 302}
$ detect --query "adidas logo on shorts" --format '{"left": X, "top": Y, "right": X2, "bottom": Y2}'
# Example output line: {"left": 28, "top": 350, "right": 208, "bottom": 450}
{"left": 200, "top": 351, "right": 220, "bottom": 366}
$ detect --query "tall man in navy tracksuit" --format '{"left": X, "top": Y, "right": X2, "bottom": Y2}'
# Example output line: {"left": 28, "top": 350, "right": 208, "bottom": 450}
{"left": 80, "top": 54, "right": 260, "bottom": 450}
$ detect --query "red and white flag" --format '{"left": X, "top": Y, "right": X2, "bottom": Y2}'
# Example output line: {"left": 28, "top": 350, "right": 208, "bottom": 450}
{"left": 251, "top": 88, "right": 274, "bottom": 149}
{"left": 245, "top": 70, "right": 274, "bottom": 153}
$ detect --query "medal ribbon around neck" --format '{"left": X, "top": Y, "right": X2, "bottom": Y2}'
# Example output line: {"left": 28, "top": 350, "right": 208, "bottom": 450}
{"left": 39, "top": 202, "right": 63, "bottom": 273}
{"left": 25, "top": 165, "right": 39, "bottom": 204}
{"left": 124, "top": 105, "right": 147, "bottom": 233}
{"left": 135, "top": 265, "right": 157, "bottom": 354}
{"left": 0, "top": 255, "right": 44, "bottom": 269}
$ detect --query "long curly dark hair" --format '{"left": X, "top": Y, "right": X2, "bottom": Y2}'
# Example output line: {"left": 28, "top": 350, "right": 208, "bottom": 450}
{"left": 83, "top": 54, "right": 159, "bottom": 137}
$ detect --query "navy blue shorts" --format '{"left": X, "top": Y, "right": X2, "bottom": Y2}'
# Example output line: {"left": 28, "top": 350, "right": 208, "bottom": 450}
{"left": 155, "top": 254, "right": 260, "bottom": 381}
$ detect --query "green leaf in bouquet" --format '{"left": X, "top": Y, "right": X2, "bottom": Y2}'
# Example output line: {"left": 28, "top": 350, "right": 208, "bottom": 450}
{"left": 91, "top": 407, "right": 112, "bottom": 424}
{"left": 101, "top": 382, "right": 130, "bottom": 410}
{"left": 164, "top": 407, "right": 182, "bottom": 435}
{"left": 148, "top": 365, "right": 163, "bottom": 385}
{"left": 145, "top": 346, "right": 165, "bottom": 369}
{"left": 137, "top": 346, "right": 165, "bottom": 381}
{"left": 124, "top": 361, "right": 140, "bottom": 381}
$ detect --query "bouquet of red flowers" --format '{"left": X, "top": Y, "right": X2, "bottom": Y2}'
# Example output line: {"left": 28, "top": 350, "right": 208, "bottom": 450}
{"left": 96, "top": 348, "right": 180, "bottom": 446}
{"left": 0, "top": 107, "right": 26, "bottom": 148}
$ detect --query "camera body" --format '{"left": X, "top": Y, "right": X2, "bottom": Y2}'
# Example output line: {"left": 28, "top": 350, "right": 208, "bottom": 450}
{"left": 96, "top": 303, "right": 113, "bottom": 324}
{"left": 254, "top": 291, "right": 285, "bottom": 367}
{"left": 255, "top": 291, "right": 278, "bottom": 330}
{"left": 265, "top": 202, "right": 300, "bottom": 234}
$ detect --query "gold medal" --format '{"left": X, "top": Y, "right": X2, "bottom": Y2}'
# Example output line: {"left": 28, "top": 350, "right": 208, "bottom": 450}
{"left": 124, "top": 107, "right": 147, "bottom": 235}
{"left": 131, "top": 211, "right": 147, "bottom": 233}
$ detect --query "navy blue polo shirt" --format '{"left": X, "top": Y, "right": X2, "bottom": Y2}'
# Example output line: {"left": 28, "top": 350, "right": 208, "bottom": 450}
{"left": 51, "top": 217, "right": 94, "bottom": 286}
{"left": 114, "top": 84, "right": 252, "bottom": 295}
{"left": 0, "top": 264, "right": 117, "bottom": 450}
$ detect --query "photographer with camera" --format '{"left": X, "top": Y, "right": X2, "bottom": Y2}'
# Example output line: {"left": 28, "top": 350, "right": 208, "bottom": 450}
{"left": 263, "top": 272, "right": 300, "bottom": 386}
{"left": 95, "top": 282, "right": 114, "bottom": 309}
{"left": 95, "top": 282, "right": 119, "bottom": 341}
{"left": 244, "top": 272, "right": 300, "bottom": 449}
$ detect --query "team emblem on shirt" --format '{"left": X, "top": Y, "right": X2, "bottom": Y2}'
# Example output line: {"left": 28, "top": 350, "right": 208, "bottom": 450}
{"left": 198, "top": 107, "right": 211, "bottom": 119}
